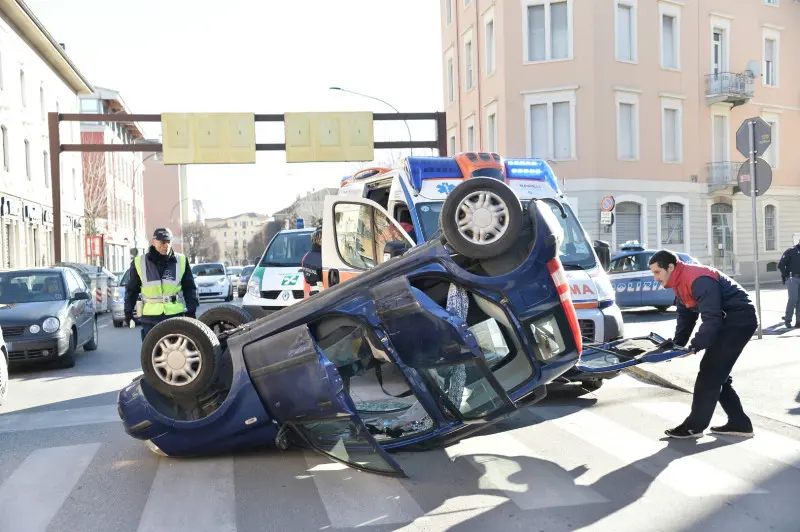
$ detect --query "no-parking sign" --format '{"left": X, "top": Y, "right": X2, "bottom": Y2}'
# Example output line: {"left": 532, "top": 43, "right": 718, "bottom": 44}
{"left": 600, "top": 196, "right": 615, "bottom": 212}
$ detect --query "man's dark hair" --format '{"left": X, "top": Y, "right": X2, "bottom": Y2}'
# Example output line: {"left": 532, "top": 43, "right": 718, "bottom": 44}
{"left": 649, "top": 249, "right": 679, "bottom": 269}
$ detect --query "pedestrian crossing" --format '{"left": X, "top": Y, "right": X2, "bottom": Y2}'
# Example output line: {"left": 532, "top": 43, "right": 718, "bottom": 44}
{"left": 1, "top": 380, "right": 799, "bottom": 531}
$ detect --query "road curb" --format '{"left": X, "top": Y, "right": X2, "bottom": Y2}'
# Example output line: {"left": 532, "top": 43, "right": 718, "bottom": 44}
{"left": 623, "top": 366, "right": 693, "bottom": 393}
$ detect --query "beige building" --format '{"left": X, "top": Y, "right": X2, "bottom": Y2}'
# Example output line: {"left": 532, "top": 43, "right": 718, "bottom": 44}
{"left": 206, "top": 212, "right": 268, "bottom": 266}
{"left": 440, "top": 0, "right": 800, "bottom": 282}
{"left": 141, "top": 149, "right": 195, "bottom": 253}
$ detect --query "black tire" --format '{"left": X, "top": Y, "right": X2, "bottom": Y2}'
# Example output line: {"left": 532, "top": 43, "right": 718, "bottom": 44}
{"left": 198, "top": 304, "right": 254, "bottom": 337}
{"left": 581, "top": 379, "right": 603, "bottom": 391}
{"left": 655, "top": 306, "right": 670, "bottom": 312}
{"left": 0, "top": 349, "right": 8, "bottom": 407}
{"left": 141, "top": 317, "right": 222, "bottom": 399}
{"left": 113, "top": 320, "right": 123, "bottom": 328}
{"left": 438, "top": 177, "right": 523, "bottom": 260}
{"left": 84, "top": 318, "right": 99, "bottom": 351}
{"left": 58, "top": 331, "right": 76, "bottom": 368}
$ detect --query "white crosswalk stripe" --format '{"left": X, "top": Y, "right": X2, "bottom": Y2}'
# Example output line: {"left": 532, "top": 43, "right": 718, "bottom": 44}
{"left": 0, "top": 394, "right": 798, "bottom": 531}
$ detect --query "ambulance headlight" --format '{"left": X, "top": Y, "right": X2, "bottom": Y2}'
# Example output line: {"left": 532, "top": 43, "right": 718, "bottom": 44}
{"left": 247, "top": 276, "right": 260, "bottom": 297}
{"left": 593, "top": 272, "right": 615, "bottom": 303}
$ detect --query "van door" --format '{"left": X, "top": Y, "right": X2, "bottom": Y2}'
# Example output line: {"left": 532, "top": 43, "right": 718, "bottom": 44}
{"left": 575, "top": 333, "right": 692, "bottom": 373}
{"left": 320, "top": 196, "right": 414, "bottom": 289}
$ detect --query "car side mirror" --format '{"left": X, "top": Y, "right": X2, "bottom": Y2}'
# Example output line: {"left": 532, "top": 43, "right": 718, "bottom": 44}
{"left": 383, "top": 241, "right": 409, "bottom": 262}
{"left": 72, "top": 291, "right": 90, "bottom": 301}
{"left": 593, "top": 240, "right": 611, "bottom": 271}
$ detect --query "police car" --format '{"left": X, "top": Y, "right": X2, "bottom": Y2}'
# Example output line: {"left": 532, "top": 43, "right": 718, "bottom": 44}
{"left": 608, "top": 241, "right": 699, "bottom": 311}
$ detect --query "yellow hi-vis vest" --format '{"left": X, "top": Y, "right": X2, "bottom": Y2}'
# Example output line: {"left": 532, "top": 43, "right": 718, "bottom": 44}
{"left": 134, "top": 252, "right": 187, "bottom": 316}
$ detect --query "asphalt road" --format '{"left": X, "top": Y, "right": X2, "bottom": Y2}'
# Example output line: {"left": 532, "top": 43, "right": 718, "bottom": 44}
{"left": 1, "top": 296, "right": 799, "bottom": 532}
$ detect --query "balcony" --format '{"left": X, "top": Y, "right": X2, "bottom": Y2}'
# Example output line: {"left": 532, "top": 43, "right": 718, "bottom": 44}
{"left": 705, "top": 72, "right": 754, "bottom": 107}
{"left": 706, "top": 161, "right": 742, "bottom": 193}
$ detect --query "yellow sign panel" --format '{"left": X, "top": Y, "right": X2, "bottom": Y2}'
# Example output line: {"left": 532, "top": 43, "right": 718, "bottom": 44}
{"left": 285, "top": 112, "right": 374, "bottom": 163}
{"left": 161, "top": 113, "right": 256, "bottom": 165}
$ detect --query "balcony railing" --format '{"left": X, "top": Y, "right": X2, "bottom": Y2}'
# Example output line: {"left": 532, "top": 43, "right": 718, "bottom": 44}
{"left": 705, "top": 72, "right": 754, "bottom": 104}
{"left": 706, "top": 161, "right": 742, "bottom": 188}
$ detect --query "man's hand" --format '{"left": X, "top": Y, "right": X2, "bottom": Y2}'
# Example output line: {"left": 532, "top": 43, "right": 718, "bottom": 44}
{"left": 679, "top": 347, "right": 698, "bottom": 358}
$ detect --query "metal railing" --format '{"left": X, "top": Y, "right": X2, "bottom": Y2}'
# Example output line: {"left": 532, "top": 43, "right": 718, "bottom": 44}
{"left": 706, "top": 161, "right": 742, "bottom": 187}
{"left": 705, "top": 72, "right": 754, "bottom": 98}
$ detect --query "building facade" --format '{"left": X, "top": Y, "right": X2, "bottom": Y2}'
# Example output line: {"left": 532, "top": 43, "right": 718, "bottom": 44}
{"left": 272, "top": 187, "right": 338, "bottom": 229}
{"left": 206, "top": 212, "right": 268, "bottom": 266}
{"left": 141, "top": 150, "right": 193, "bottom": 253}
{"left": 79, "top": 87, "right": 148, "bottom": 272}
{"left": 440, "top": 0, "right": 800, "bottom": 282}
{"left": 0, "top": 1, "right": 92, "bottom": 270}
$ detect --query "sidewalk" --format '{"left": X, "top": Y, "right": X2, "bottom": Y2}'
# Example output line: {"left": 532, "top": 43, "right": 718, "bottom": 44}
{"left": 627, "top": 326, "right": 800, "bottom": 428}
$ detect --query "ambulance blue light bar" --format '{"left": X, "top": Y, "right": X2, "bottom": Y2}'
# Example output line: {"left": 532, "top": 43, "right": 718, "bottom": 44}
{"left": 504, "top": 159, "right": 561, "bottom": 194}
{"left": 404, "top": 157, "right": 463, "bottom": 192}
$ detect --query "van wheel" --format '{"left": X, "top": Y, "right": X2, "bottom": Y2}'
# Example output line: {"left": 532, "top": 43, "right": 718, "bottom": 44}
{"left": 439, "top": 177, "right": 522, "bottom": 260}
{"left": 198, "top": 304, "right": 254, "bottom": 337}
{"left": 141, "top": 317, "right": 221, "bottom": 399}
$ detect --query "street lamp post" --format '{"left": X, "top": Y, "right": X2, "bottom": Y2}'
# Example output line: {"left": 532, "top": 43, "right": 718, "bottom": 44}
{"left": 329, "top": 87, "right": 414, "bottom": 156}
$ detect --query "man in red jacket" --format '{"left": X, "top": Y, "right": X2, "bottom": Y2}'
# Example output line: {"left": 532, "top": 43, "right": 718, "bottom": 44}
{"left": 649, "top": 250, "right": 758, "bottom": 439}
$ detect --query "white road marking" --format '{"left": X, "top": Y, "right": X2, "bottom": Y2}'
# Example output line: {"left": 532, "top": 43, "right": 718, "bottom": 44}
{"left": 304, "top": 451, "right": 423, "bottom": 529}
{"left": 635, "top": 401, "right": 800, "bottom": 471}
{"left": 0, "top": 443, "right": 100, "bottom": 532}
{"left": 0, "top": 405, "right": 120, "bottom": 433}
{"left": 535, "top": 406, "right": 768, "bottom": 497}
{"left": 136, "top": 457, "right": 236, "bottom": 532}
{"left": 445, "top": 431, "right": 609, "bottom": 509}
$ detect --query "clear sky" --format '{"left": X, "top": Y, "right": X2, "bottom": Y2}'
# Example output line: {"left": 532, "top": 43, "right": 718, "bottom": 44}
{"left": 26, "top": 0, "right": 444, "bottom": 218}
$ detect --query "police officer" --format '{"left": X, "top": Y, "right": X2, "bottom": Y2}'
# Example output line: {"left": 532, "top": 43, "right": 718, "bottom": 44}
{"left": 778, "top": 240, "right": 800, "bottom": 328}
{"left": 649, "top": 249, "right": 757, "bottom": 439}
{"left": 124, "top": 228, "right": 199, "bottom": 341}
{"left": 301, "top": 227, "right": 322, "bottom": 296}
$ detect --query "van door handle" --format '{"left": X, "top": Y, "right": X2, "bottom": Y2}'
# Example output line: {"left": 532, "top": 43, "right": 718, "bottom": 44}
{"left": 328, "top": 269, "right": 340, "bottom": 287}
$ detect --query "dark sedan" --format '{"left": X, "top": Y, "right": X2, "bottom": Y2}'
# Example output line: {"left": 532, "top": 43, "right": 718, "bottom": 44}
{"left": 237, "top": 265, "right": 255, "bottom": 298}
{"left": 0, "top": 268, "right": 99, "bottom": 368}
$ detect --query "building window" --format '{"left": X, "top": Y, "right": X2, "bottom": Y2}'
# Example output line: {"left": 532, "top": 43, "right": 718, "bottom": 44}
{"left": 467, "top": 125, "right": 475, "bottom": 151}
{"left": 448, "top": 131, "right": 456, "bottom": 155}
{"left": 765, "top": 0, "right": 778, "bottom": 5}
{"left": 659, "top": 2, "right": 680, "bottom": 70}
{"left": 39, "top": 86, "right": 45, "bottom": 120}
{"left": 660, "top": 202, "right": 684, "bottom": 245}
{"left": 762, "top": 115, "right": 779, "bottom": 168}
{"left": 485, "top": 18, "right": 495, "bottom": 74}
{"left": 43, "top": 151, "right": 49, "bottom": 188}
{"left": 526, "top": 90, "right": 575, "bottom": 160}
{"left": 465, "top": 0, "right": 471, "bottom": 6}
{"left": 487, "top": 113, "right": 497, "bottom": 152}
{"left": 615, "top": 1, "right": 637, "bottom": 62}
{"left": 465, "top": 39, "right": 474, "bottom": 90}
{"left": 1, "top": 125, "right": 7, "bottom": 171}
{"left": 72, "top": 168, "right": 77, "bottom": 200}
{"left": 763, "top": 30, "right": 779, "bottom": 87}
{"left": 24, "top": 139, "right": 30, "bottom": 179}
{"left": 446, "top": 0, "right": 452, "bottom": 25}
{"left": 661, "top": 99, "right": 682, "bottom": 163}
{"left": 447, "top": 56, "right": 455, "bottom": 103}
{"left": 525, "top": 0, "right": 571, "bottom": 62}
{"left": 616, "top": 94, "right": 638, "bottom": 160}
{"left": 764, "top": 204, "right": 776, "bottom": 251}
{"left": 19, "top": 70, "right": 25, "bottom": 107}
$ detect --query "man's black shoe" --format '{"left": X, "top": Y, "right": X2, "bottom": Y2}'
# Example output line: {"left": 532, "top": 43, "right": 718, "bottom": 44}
{"left": 665, "top": 424, "right": 703, "bottom": 439}
{"left": 710, "top": 423, "right": 754, "bottom": 437}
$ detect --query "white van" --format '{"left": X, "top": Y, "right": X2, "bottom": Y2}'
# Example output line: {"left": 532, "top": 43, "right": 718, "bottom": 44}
{"left": 242, "top": 228, "right": 315, "bottom": 318}
{"left": 329, "top": 153, "right": 624, "bottom": 348}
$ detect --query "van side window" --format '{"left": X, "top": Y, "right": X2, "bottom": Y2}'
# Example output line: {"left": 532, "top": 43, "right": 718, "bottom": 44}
{"left": 334, "top": 203, "right": 376, "bottom": 270}
{"left": 609, "top": 253, "right": 646, "bottom": 274}
{"left": 374, "top": 210, "right": 406, "bottom": 265}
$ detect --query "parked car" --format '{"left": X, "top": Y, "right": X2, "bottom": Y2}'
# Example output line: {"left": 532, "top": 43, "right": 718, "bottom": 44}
{"left": 192, "top": 263, "right": 234, "bottom": 302}
{"left": 111, "top": 268, "right": 143, "bottom": 327}
{"left": 608, "top": 241, "right": 699, "bottom": 311}
{"left": 0, "top": 268, "right": 98, "bottom": 368}
{"left": 236, "top": 265, "right": 255, "bottom": 298}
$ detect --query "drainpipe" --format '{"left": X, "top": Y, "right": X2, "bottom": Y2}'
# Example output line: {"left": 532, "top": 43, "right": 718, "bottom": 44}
{"left": 474, "top": 2, "right": 483, "bottom": 150}
{"left": 454, "top": 3, "right": 464, "bottom": 151}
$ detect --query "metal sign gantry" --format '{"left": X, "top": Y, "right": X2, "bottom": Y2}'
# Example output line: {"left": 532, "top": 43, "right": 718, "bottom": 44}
{"left": 47, "top": 110, "right": 448, "bottom": 263}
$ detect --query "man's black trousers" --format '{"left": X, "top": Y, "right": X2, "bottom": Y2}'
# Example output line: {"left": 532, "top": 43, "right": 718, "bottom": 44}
{"left": 684, "top": 315, "right": 757, "bottom": 431}
{"left": 140, "top": 312, "right": 186, "bottom": 342}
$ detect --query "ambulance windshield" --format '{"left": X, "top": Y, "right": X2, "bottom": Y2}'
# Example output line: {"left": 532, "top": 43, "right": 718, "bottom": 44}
{"left": 415, "top": 202, "right": 443, "bottom": 240}
{"left": 543, "top": 200, "right": 597, "bottom": 270}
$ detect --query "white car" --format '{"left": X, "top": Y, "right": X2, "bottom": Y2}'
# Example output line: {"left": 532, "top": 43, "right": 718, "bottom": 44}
{"left": 192, "top": 263, "right": 234, "bottom": 302}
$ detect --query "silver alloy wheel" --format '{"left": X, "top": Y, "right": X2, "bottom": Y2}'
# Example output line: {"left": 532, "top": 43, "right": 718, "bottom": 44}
{"left": 455, "top": 190, "right": 510, "bottom": 245}
{"left": 151, "top": 333, "right": 202, "bottom": 387}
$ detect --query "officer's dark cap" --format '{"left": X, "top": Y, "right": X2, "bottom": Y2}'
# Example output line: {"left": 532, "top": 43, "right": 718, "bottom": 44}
{"left": 153, "top": 228, "right": 173, "bottom": 242}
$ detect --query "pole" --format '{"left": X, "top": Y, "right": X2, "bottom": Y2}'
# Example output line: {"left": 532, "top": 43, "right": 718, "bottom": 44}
{"left": 748, "top": 119, "right": 763, "bottom": 339}
{"left": 48, "top": 112, "right": 62, "bottom": 263}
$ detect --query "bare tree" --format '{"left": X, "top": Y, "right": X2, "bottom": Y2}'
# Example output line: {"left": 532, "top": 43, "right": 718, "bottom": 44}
{"left": 246, "top": 220, "right": 282, "bottom": 263}
{"left": 82, "top": 152, "right": 108, "bottom": 236}
{"left": 182, "top": 222, "right": 219, "bottom": 263}
{"left": 350, "top": 149, "right": 405, "bottom": 173}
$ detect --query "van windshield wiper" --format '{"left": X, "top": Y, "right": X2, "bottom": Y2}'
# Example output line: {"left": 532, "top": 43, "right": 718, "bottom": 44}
{"left": 561, "top": 263, "right": 586, "bottom": 271}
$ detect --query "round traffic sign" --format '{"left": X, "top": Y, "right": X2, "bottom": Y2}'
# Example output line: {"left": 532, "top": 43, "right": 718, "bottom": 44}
{"left": 737, "top": 158, "right": 773, "bottom": 197}
{"left": 600, "top": 196, "right": 615, "bottom": 212}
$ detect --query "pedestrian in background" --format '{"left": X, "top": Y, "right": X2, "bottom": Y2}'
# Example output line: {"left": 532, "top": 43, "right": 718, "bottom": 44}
{"left": 649, "top": 249, "right": 757, "bottom": 439}
{"left": 778, "top": 240, "right": 800, "bottom": 328}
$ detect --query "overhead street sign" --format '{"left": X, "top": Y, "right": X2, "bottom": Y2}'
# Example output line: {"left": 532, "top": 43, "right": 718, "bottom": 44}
{"left": 737, "top": 157, "right": 772, "bottom": 197}
{"left": 736, "top": 117, "right": 771, "bottom": 159}
{"left": 161, "top": 113, "right": 256, "bottom": 165}
{"left": 285, "top": 111, "right": 374, "bottom": 163}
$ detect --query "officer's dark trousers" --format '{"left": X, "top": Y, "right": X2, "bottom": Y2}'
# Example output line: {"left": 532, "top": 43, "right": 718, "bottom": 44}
{"left": 684, "top": 314, "right": 757, "bottom": 431}
{"left": 140, "top": 312, "right": 186, "bottom": 342}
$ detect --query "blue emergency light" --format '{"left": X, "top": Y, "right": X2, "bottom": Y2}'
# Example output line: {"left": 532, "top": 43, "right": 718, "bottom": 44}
{"left": 404, "top": 157, "right": 463, "bottom": 193}
{"left": 504, "top": 159, "right": 562, "bottom": 195}
{"left": 296, "top": 218, "right": 304, "bottom": 229}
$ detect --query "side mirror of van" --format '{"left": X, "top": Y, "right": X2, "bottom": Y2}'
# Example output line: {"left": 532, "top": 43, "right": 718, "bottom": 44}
{"left": 593, "top": 240, "right": 611, "bottom": 271}
{"left": 383, "top": 241, "right": 409, "bottom": 262}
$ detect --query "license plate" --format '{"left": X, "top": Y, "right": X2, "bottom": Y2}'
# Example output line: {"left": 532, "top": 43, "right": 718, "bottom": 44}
{"left": 200, "top": 288, "right": 211, "bottom": 294}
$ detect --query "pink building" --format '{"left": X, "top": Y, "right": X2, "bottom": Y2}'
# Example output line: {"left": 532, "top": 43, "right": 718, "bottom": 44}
{"left": 440, "top": 0, "right": 800, "bottom": 281}
{"left": 141, "top": 152, "right": 190, "bottom": 254}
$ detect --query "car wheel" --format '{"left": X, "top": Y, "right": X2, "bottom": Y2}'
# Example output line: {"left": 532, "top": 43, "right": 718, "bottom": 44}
{"left": 0, "top": 349, "right": 8, "bottom": 407}
{"left": 655, "top": 306, "right": 669, "bottom": 313}
{"left": 84, "top": 318, "right": 99, "bottom": 351}
{"left": 198, "top": 304, "right": 255, "bottom": 337}
{"left": 438, "top": 177, "right": 523, "bottom": 260}
{"left": 58, "top": 331, "right": 76, "bottom": 369}
{"left": 141, "top": 317, "right": 221, "bottom": 399}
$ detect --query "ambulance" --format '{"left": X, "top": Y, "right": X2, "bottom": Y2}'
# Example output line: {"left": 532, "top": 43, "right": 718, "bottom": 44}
{"left": 321, "top": 153, "right": 624, "bottom": 389}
